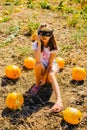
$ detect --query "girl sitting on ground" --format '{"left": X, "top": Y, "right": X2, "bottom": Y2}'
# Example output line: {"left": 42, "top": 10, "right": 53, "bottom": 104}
{"left": 31, "top": 23, "right": 63, "bottom": 113}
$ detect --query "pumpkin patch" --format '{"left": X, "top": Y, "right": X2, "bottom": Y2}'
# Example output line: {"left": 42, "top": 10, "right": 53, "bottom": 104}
{"left": 0, "top": 0, "right": 87, "bottom": 129}
{"left": 5, "top": 65, "right": 21, "bottom": 79}
{"left": 72, "top": 67, "right": 86, "bottom": 81}
{"left": 63, "top": 107, "right": 82, "bottom": 125}
{"left": 6, "top": 92, "right": 24, "bottom": 110}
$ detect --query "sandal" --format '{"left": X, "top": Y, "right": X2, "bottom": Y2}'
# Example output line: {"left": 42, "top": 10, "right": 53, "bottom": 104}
{"left": 30, "top": 85, "right": 41, "bottom": 95}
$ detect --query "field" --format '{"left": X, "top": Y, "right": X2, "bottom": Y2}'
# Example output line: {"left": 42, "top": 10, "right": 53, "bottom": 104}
{"left": 0, "top": 0, "right": 87, "bottom": 130}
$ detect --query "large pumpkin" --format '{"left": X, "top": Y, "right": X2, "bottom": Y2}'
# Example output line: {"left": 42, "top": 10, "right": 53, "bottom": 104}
{"left": 24, "top": 57, "right": 35, "bottom": 69}
{"left": 5, "top": 65, "right": 21, "bottom": 79}
{"left": 6, "top": 92, "right": 24, "bottom": 110}
{"left": 56, "top": 57, "right": 65, "bottom": 69}
{"left": 63, "top": 107, "right": 82, "bottom": 125}
{"left": 72, "top": 67, "right": 86, "bottom": 81}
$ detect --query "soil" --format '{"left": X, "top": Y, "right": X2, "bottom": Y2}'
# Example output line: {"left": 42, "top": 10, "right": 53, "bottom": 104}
{"left": 0, "top": 1, "right": 87, "bottom": 130}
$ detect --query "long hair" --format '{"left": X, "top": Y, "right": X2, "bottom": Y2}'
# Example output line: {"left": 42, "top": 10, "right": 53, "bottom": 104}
{"left": 38, "top": 23, "right": 58, "bottom": 52}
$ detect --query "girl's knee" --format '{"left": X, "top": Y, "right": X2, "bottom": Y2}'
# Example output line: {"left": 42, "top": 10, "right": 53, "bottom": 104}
{"left": 35, "top": 62, "right": 42, "bottom": 69}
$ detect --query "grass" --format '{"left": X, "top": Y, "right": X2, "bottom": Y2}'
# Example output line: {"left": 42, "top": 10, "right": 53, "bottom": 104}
{"left": 56, "top": 0, "right": 87, "bottom": 49}
{"left": 2, "top": 15, "right": 11, "bottom": 22}
{"left": 40, "top": 0, "right": 51, "bottom": 9}
{"left": 71, "top": 26, "right": 87, "bottom": 46}
{"left": 16, "top": 46, "right": 32, "bottom": 56}
{"left": 0, "top": 25, "right": 20, "bottom": 47}
{"left": 27, "top": 0, "right": 35, "bottom": 8}
{"left": 0, "top": 0, "right": 87, "bottom": 47}
{"left": 4, "top": 0, "right": 23, "bottom": 5}
{"left": 27, "top": 19, "right": 40, "bottom": 35}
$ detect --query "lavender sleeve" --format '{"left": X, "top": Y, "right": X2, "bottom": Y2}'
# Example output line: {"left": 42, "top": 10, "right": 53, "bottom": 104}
{"left": 32, "top": 41, "right": 38, "bottom": 50}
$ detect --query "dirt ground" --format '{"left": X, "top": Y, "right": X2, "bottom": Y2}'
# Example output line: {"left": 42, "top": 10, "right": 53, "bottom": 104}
{"left": 0, "top": 1, "right": 87, "bottom": 130}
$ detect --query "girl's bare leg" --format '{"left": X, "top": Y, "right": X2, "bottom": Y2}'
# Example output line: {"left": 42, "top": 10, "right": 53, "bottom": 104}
{"left": 34, "top": 62, "right": 46, "bottom": 85}
{"left": 47, "top": 69, "right": 63, "bottom": 112}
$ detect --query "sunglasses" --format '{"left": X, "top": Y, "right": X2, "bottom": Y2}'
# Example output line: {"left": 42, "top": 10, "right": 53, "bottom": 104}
{"left": 38, "top": 30, "right": 53, "bottom": 37}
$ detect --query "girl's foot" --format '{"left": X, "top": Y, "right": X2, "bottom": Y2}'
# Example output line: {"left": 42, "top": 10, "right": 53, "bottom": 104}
{"left": 50, "top": 102, "right": 64, "bottom": 113}
{"left": 30, "top": 85, "right": 40, "bottom": 95}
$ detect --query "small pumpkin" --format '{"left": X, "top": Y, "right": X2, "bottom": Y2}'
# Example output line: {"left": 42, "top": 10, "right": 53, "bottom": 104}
{"left": 5, "top": 65, "right": 21, "bottom": 79}
{"left": 24, "top": 57, "right": 35, "bottom": 69}
{"left": 56, "top": 57, "right": 65, "bottom": 69}
{"left": 72, "top": 67, "right": 86, "bottom": 81}
{"left": 6, "top": 92, "right": 24, "bottom": 110}
{"left": 63, "top": 107, "right": 82, "bottom": 125}
{"left": 31, "top": 33, "right": 37, "bottom": 41}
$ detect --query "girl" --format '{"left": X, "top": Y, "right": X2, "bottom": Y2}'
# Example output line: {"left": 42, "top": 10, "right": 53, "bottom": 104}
{"left": 31, "top": 23, "right": 63, "bottom": 113}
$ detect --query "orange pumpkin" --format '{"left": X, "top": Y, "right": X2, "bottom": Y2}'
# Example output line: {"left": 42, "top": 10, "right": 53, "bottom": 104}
{"left": 24, "top": 57, "right": 35, "bottom": 69}
{"left": 6, "top": 92, "right": 24, "bottom": 110}
{"left": 5, "top": 65, "right": 21, "bottom": 79}
{"left": 31, "top": 33, "right": 37, "bottom": 41}
{"left": 63, "top": 107, "right": 82, "bottom": 125}
{"left": 56, "top": 57, "right": 65, "bottom": 69}
{"left": 72, "top": 67, "right": 86, "bottom": 81}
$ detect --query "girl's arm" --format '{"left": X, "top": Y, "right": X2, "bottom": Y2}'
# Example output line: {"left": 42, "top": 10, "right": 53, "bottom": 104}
{"left": 34, "top": 36, "right": 41, "bottom": 62}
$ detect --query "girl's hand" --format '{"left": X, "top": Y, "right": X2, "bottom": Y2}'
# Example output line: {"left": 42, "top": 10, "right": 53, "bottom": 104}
{"left": 39, "top": 76, "right": 46, "bottom": 86}
{"left": 37, "top": 35, "right": 41, "bottom": 44}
